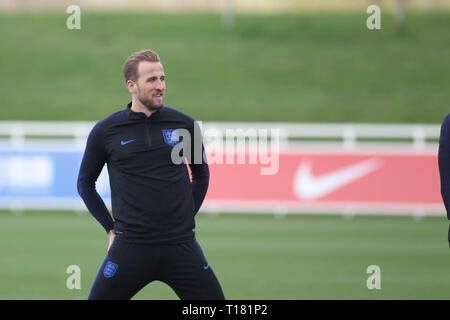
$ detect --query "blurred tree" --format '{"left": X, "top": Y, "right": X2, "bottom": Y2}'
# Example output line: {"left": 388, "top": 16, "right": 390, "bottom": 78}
{"left": 222, "top": 0, "right": 235, "bottom": 29}
{"left": 395, "top": 0, "right": 406, "bottom": 34}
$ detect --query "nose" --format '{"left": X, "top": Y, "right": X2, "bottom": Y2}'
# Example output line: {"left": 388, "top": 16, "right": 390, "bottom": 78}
{"left": 155, "top": 79, "right": 165, "bottom": 91}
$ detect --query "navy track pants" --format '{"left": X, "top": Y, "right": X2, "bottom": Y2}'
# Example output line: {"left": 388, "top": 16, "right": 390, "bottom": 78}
{"left": 88, "top": 239, "right": 225, "bottom": 300}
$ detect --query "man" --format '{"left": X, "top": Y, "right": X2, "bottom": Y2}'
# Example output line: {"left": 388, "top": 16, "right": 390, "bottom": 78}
{"left": 77, "top": 49, "right": 225, "bottom": 299}
{"left": 437, "top": 113, "right": 450, "bottom": 249}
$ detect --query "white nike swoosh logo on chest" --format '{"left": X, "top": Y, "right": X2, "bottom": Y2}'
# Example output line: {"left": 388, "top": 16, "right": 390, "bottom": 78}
{"left": 294, "top": 158, "right": 381, "bottom": 200}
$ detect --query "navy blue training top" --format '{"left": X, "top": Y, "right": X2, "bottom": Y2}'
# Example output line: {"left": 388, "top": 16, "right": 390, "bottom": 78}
{"left": 437, "top": 113, "right": 450, "bottom": 243}
{"left": 77, "top": 102, "right": 209, "bottom": 244}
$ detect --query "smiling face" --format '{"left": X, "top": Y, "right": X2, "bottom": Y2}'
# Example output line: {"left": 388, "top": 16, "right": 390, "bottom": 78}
{"left": 127, "top": 61, "right": 166, "bottom": 112}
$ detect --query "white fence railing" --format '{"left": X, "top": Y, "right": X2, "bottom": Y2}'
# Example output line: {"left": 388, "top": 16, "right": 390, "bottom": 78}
{"left": 0, "top": 121, "right": 442, "bottom": 148}
{"left": 0, "top": 121, "right": 444, "bottom": 216}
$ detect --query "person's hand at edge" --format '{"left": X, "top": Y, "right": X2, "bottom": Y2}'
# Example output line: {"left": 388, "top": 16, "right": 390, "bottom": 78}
{"left": 107, "top": 229, "right": 115, "bottom": 252}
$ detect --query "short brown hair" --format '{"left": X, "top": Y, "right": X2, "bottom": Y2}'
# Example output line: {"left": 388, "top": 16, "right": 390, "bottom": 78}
{"left": 123, "top": 49, "right": 160, "bottom": 83}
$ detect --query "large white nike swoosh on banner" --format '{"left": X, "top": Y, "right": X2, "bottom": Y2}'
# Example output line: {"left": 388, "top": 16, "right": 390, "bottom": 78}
{"left": 294, "top": 158, "right": 381, "bottom": 200}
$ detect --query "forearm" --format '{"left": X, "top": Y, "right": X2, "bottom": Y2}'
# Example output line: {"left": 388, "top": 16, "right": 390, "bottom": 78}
{"left": 190, "top": 161, "right": 210, "bottom": 215}
{"left": 77, "top": 181, "right": 115, "bottom": 233}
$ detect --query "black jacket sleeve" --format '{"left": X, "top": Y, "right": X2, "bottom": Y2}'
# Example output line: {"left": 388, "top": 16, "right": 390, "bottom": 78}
{"left": 77, "top": 122, "right": 115, "bottom": 233}
{"left": 187, "top": 120, "right": 209, "bottom": 215}
{"left": 189, "top": 150, "right": 209, "bottom": 215}
{"left": 437, "top": 113, "right": 450, "bottom": 243}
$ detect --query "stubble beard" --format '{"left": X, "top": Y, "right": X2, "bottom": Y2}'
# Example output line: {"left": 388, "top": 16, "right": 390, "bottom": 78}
{"left": 137, "top": 95, "right": 163, "bottom": 112}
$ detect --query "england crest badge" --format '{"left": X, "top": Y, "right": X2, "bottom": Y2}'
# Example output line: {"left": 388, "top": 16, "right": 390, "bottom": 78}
{"left": 103, "top": 261, "right": 118, "bottom": 278}
{"left": 162, "top": 129, "right": 180, "bottom": 146}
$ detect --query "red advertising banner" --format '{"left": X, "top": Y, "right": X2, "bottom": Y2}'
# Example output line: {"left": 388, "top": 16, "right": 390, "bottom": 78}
{"left": 203, "top": 147, "right": 445, "bottom": 215}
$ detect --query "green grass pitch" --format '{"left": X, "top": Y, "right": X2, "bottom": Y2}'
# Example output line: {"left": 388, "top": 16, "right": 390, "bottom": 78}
{"left": 0, "top": 11, "right": 449, "bottom": 300}
{"left": 0, "top": 12, "right": 449, "bottom": 123}
{"left": 0, "top": 211, "right": 448, "bottom": 300}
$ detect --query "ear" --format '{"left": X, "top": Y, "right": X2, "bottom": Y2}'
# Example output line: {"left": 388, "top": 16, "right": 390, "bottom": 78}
{"left": 126, "top": 80, "right": 137, "bottom": 94}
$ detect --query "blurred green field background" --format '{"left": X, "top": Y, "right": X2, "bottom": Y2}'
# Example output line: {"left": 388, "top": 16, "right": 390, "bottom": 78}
{"left": 1, "top": 12, "right": 449, "bottom": 300}
{"left": 0, "top": 12, "right": 449, "bottom": 123}
{"left": 0, "top": 211, "right": 449, "bottom": 300}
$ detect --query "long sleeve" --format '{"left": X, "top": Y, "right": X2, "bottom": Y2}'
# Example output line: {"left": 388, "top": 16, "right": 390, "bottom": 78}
{"left": 187, "top": 120, "right": 209, "bottom": 215}
{"left": 77, "top": 123, "right": 115, "bottom": 233}
{"left": 437, "top": 113, "right": 450, "bottom": 243}
{"left": 189, "top": 153, "right": 210, "bottom": 215}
